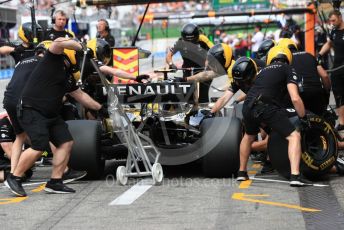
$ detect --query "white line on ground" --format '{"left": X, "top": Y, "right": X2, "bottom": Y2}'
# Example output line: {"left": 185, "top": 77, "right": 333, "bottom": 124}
{"left": 250, "top": 176, "right": 329, "bottom": 187}
{"left": 109, "top": 179, "right": 153, "bottom": 206}
{"left": 1, "top": 181, "right": 46, "bottom": 189}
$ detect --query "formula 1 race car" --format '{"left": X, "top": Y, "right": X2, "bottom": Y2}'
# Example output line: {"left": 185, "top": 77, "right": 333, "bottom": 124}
{"left": 66, "top": 67, "right": 242, "bottom": 179}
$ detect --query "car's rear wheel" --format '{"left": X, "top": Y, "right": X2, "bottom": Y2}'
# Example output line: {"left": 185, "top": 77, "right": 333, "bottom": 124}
{"left": 201, "top": 117, "right": 242, "bottom": 177}
{"left": 67, "top": 120, "right": 105, "bottom": 179}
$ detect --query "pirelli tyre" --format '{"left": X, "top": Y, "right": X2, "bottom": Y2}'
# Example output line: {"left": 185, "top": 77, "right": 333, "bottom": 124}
{"left": 67, "top": 120, "right": 105, "bottom": 179}
{"left": 201, "top": 117, "right": 242, "bottom": 177}
{"left": 268, "top": 114, "right": 338, "bottom": 179}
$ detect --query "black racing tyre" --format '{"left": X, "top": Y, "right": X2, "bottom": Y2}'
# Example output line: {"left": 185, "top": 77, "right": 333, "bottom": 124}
{"left": 268, "top": 114, "right": 338, "bottom": 179}
{"left": 202, "top": 117, "right": 242, "bottom": 177}
{"left": 67, "top": 120, "right": 105, "bottom": 179}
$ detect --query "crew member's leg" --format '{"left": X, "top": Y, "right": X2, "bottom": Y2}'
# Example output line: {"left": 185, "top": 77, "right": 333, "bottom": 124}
{"left": 10, "top": 132, "right": 27, "bottom": 173}
{"left": 237, "top": 104, "right": 260, "bottom": 181}
{"left": 51, "top": 141, "right": 73, "bottom": 179}
{"left": 5, "top": 109, "right": 47, "bottom": 196}
{"left": 13, "top": 148, "right": 42, "bottom": 177}
{"left": 239, "top": 133, "right": 257, "bottom": 172}
{"left": 4, "top": 104, "right": 29, "bottom": 173}
{"left": 44, "top": 118, "right": 76, "bottom": 193}
{"left": 286, "top": 131, "right": 302, "bottom": 175}
{"left": 49, "top": 143, "right": 86, "bottom": 183}
{"left": 263, "top": 108, "right": 310, "bottom": 186}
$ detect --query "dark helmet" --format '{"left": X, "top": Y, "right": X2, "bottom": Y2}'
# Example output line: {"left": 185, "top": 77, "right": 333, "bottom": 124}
{"left": 206, "top": 43, "right": 233, "bottom": 74}
{"left": 87, "top": 38, "right": 111, "bottom": 65}
{"left": 257, "top": 39, "right": 276, "bottom": 59}
{"left": 181, "top": 23, "right": 200, "bottom": 43}
{"left": 279, "top": 29, "right": 293, "bottom": 39}
{"left": 232, "top": 57, "right": 258, "bottom": 84}
{"left": 18, "top": 22, "right": 44, "bottom": 43}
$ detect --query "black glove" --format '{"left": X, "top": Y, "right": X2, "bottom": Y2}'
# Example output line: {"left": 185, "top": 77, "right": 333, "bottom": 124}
{"left": 298, "top": 115, "right": 311, "bottom": 131}
{"left": 86, "top": 48, "right": 94, "bottom": 59}
{"left": 79, "top": 40, "right": 94, "bottom": 59}
{"left": 231, "top": 100, "right": 239, "bottom": 106}
{"left": 169, "top": 63, "right": 177, "bottom": 70}
{"left": 201, "top": 110, "right": 215, "bottom": 119}
{"left": 184, "top": 107, "right": 199, "bottom": 124}
{"left": 98, "top": 106, "right": 109, "bottom": 119}
{"left": 136, "top": 74, "right": 150, "bottom": 83}
{"left": 316, "top": 54, "right": 324, "bottom": 66}
{"left": 14, "top": 45, "right": 25, "bottom": 54}
{"left": 76, "top": 47, "right": 94, "bottom": 59}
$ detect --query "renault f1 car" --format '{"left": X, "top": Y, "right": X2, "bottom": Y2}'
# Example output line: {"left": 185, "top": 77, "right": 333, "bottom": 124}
{"left": 67, "top": 70, "right": 242, "bottom": 179}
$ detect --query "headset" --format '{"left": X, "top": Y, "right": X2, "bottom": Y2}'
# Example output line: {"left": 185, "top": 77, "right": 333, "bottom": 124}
{"left": 52, "top": 10, "right": 69, "bottom": 25}
{"left": 97, "top": 19, "right": 110, "bottom": 32}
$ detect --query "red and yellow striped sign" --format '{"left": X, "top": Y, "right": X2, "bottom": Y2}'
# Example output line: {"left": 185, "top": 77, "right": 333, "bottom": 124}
{"left": 113, "top": 48, "right": 139, "bottom": 84}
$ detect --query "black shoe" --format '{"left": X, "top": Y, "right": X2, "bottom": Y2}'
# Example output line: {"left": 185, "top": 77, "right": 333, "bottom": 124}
{"left": 237, "top": 171, "right": 249, "bottom": 181}
{"left": 290, "top": 174, "right": 312, "bottom": 187}
{"left": 250, "top": 151, "right": 266, "bottom": 163}
{"left": 4, "top": 174, "right": 27, "bottom": 197}
{"left": 44, "top": 181, "right": 75, "bottom": 194}
{"left": 62, "top": 169, "right": 87, "bottom": 184}
{"left": 335, "top": 156, "right": 344, "bottom": 175}
{"left": 261, "top": 160, "right": 275, "bottom": 174}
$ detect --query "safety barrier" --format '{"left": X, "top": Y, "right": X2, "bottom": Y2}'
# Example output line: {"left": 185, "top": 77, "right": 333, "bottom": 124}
{"left": 0, "top": 68, "right": 14, "bottom": 80}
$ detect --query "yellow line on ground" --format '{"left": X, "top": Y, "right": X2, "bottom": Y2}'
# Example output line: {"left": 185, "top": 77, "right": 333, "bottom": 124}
{"left": 239, "top": 171, "right": 258, "bottom": 189}
{"left": 232, "top": 193, "right": 321, "bottom": 212}
{"left": 31, "top": 183, "right": 46, "bottom": 193}
{"left": 0, "top": 196, "right": 28, "bottom": 205}
{"left": 239, "top": 170, "right": 257, "bottom": 189}
{"left": 239, "top": 180, "right": 252, "bottom": 189}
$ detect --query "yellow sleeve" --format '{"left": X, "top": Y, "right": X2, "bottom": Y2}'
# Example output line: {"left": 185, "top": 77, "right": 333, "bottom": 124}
{"left": 227, "top": 60, "right": 235, "bottom": 84}
{"left": 65, "top": 29, "right": 75, "bottom": 38}
{"left": 199, "top": 34, "right": 214, "bottom": 49}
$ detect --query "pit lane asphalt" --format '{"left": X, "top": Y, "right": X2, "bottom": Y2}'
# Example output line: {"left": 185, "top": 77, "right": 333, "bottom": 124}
{"left": 1, "top": 158, "right": 344, "bottom": 230}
